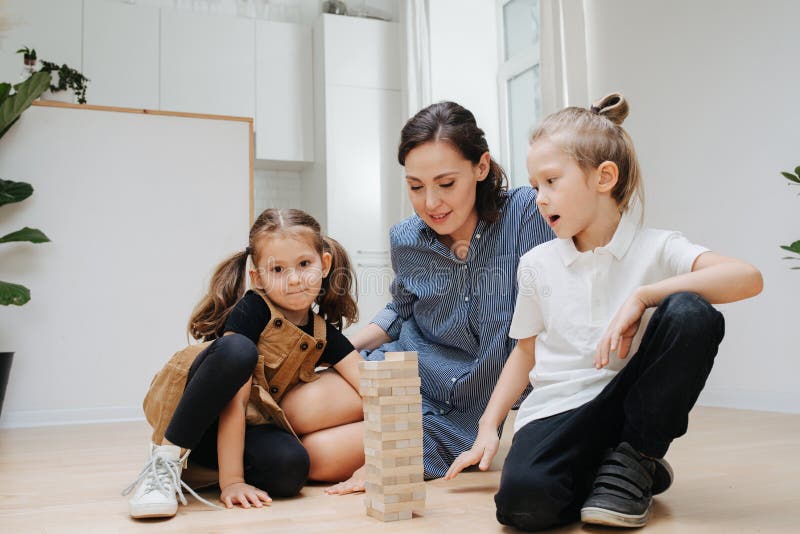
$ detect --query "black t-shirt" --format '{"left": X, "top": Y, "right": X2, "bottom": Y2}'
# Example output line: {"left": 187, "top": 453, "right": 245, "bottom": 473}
{"left": 224, "top": 290, "right": 355, "bottom": 367}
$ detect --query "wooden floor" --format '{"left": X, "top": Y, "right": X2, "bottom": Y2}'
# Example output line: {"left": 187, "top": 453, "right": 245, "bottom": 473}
{"left": 1, "top": 406, "right": 799, "bottom": 533}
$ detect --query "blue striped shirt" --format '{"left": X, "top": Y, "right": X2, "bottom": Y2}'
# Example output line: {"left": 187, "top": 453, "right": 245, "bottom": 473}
{"left": 365, "top": 187, "right": 554, "bottom": 477}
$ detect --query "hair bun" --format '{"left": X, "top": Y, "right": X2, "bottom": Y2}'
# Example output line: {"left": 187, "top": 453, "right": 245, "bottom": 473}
{"left": 591, "top": 92, "right": 628, "bottom": 125}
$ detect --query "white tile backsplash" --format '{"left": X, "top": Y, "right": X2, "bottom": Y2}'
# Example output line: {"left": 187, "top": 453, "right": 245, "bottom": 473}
{"left": 254, "top": 169, "right": 305, "bottom": 213}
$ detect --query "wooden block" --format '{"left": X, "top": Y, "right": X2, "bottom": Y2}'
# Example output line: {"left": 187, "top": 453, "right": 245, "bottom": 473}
{"left": 364, "top": 418, "right": 422, "bottom": 432}
{"left": 366, "top": 464, "right": 423, "bottom": 479}
{"left": 365, "top": 446, "right": 423, "bottom": 459}
{"left": 398, "top": 510, "right": 413, "bottom": 520}
{"left": 360, "top": 360, "right": 417, "bottom": 372}
{"left": 365, "top": 428, "right": 423, "bottom": 443}
{"left": 367, "top": 482, "right": 425, "bottom": 496}
{"left": 371, "top": 499, "right": 425, "bottom": 513}
{"left": 367, "top": 507, "right": 400, "bottom": 522}
{"left": 375, "top": 394, "right": 422, "bottom": 406}
{"left": 385, "top": 351, "right": 418, "bottom": 362}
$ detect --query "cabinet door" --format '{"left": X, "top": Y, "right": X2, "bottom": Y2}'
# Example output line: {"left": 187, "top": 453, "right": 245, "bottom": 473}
{"left": 325, "top": 86, "right": 403, "bottom": 331}
{"left": 83, "top": 0, "right": 159, "bottom": 109}
{"left": 0, "top": 0, "right": 82, "bottom": 84}
{"left": 322, "top": 14, "right": 401, "bottom": 91}
{"left": 255, "top": 21, "right": 313, "bottom": 163}
{"left": 160, "top": 10, "right": 255, "bottom": 118}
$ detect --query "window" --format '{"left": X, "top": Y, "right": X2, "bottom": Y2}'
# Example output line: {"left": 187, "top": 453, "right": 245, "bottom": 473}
{"left": 498, "top": 0, "right": 541, "bottom": 188}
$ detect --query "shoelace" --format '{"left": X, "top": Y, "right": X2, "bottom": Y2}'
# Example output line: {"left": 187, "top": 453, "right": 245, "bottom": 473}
{"left": 122, "top": 450, "right": 223, "bottom": 510}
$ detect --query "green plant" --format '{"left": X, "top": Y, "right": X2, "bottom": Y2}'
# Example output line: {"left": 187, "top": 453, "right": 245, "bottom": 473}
{"left": 780, "top": 165, "right": 800, "bottom": 269}
{"left": 38, "top": 60, "right": 89, "bottom": 105}
{"left": 0, "top": 71, "right": 52, "bottom": 305}
{"left": 16, "top": 47, "right": 36, "bottom": 65}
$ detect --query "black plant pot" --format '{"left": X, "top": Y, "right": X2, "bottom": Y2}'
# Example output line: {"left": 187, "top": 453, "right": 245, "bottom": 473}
{"left": 0, "top": 352, "right": 13, "bottom": 417}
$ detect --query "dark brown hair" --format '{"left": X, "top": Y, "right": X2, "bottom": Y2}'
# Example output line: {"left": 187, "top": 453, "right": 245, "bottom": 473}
{"left": 188, "top": 208, "right": 358, "bottom": 341}
{"left": 398, "top": 101, "right": 508, "bottom": 222}
{"left": 531, "top": 92, "right": 644, "bottom": 212}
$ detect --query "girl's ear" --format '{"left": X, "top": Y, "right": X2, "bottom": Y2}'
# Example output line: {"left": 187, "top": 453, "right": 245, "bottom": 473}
{"left": 321, "top": 251, "right": 333, "bottom": 277}
{"left": 249, "top": 269, "right": 263, "bottom": 290}
{"left": 596, "top": 161, "right": 619, "bottom": 193}
{"left": 475, "top": 151, "right": 491, "bottom": 182}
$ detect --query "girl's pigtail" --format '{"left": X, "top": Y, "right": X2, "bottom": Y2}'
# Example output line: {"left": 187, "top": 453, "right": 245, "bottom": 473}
{"left": 188, "top": 250, "right": 250, "bottom": 342}
{"left": 318, "top": 236, "right": 358, "bottom": 330}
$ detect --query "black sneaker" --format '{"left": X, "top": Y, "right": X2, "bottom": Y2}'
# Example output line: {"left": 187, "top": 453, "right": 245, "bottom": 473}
{"left": 652, "top": 456, "right": 674, "bottom": 495}
{"left": 580, "top": 442, "right": 656, "bottom": 528}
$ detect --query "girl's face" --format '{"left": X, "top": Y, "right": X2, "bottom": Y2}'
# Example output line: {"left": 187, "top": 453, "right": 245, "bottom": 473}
{"left": 249, "top": 234, "right": 331, "bottom": 324}
{"left": 404, "top": 141, "right": 489, "bottom": 245}
{"left": 527, "top": 138, "right": 603, "bottom": 248}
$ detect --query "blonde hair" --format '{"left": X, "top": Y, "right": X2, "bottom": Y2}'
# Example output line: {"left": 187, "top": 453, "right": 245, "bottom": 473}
{"left": 188, "top": 208, "right": 358, "bottom": 341}
{"left": 530, "top": 92, "right": 644, "bottom": 212}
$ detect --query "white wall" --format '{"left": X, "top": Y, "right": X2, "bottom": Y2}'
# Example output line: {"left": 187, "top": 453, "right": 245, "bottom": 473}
{"left": 0, "top": 105, "right": 251, "bottom": 427}
{"left": 584, "top": 0, "right": 799, "bottom": 413}
{"left": 428, "top": 0, "right": 501, "bottom": 155}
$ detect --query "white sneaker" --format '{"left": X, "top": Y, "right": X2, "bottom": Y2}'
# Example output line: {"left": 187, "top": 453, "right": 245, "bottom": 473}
{"left": 123, "top": 443, "right": 221, "bottom": 519}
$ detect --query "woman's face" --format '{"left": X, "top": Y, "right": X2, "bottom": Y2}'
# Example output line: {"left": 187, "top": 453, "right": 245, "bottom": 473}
{"left": 404, "top": 141, "right": 489, "bottom": 245}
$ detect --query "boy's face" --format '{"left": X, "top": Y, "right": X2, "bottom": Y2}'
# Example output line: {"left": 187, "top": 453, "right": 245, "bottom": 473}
{"left": 527, "top": 138, "right": 599, "bottom": 246}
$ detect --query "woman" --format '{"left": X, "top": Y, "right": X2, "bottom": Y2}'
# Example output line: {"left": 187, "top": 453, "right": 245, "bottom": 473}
{"left": 315, "top": 101, "right": 555, "bottom": 492}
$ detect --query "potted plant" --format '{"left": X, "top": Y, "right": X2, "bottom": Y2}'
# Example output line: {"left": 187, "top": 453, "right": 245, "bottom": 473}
{"left": 780, "top": 166, "right": 800, "bottom": 269}
{"left": 37, "top": 60, "right": 89, "bottom": 105}
{"left": 0, "top": 71, "right": 52, "bottom": 416}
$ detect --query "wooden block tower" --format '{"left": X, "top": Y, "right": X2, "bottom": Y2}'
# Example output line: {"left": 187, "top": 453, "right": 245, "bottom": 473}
{"left": 359, "top": 351, "right": 425, "bottom": 522}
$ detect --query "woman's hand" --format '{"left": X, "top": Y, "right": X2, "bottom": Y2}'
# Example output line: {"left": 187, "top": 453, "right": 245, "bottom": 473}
{"left": 219, "top": 481, "right": 272, "bottom": 509}
{"left": 595, "top": 291, "right": 647, "bottom": 369}
{"left": 443, "top": 428, "right": 500, "bottom": 480}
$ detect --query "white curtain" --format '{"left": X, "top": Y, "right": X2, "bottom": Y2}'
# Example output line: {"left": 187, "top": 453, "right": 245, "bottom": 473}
{"left": 539, "top": 0, "right": 589, "bottom": 113}
{"left": 399, "top": 0, "right": 432, "bottom": 217}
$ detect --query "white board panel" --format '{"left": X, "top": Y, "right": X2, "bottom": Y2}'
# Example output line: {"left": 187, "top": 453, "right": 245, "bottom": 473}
{"left": 0, "top": 103, "right": 252, "bottom": 427}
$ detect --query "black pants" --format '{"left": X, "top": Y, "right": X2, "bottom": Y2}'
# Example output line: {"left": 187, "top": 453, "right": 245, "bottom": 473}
{"left": 163, "top": 334, "right": 310, "bottom": 498}
{"left": 494, "top": 292, "right": 725, "bottom": 531}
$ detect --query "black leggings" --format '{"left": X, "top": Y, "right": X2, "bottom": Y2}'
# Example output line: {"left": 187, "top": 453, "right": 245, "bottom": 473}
{"left": 163, "top": 334, "right": 309, "bottom": 497}
{"left": 494, "top": 292, "right": 725, "bottom": 531}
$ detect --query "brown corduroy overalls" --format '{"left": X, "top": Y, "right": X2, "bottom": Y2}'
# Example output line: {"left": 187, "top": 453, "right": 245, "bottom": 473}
{"left": 143, "top": 292, "right": 327, "bottom": 444}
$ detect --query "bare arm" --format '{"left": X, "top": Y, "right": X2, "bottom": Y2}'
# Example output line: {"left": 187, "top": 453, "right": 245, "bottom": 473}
{"left": 217, "top": 379, "right": 271, "bottom": 508}
{"left": 595, "top": 252, "right": 763, "bottom": 367}
{"left": 445, "top": 336, "right": 536, "bottom": 479}
{"left": 637, "top": 252, "right": 763, "bottom": 307}
{"left": 332, "top": 350, "right": 364, "bottom": 392}
{"left": 349, "top": 323, "right": 392, "bottom": 352}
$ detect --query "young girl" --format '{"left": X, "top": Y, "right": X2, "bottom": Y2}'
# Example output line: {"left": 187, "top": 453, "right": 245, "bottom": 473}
{"left": 123, "top": 208, "right": 365, "bottom": 519}
{"left": 444, "top": 93, "right": 763, "bottom": 530}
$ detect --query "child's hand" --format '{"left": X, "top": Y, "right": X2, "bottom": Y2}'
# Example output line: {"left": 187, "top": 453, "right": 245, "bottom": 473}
{"left": 444, "top": 430, "right": 500, "bottom": 480}
{"left": 219, "top": 481, "right": 272, "bottom": 509}
{"left": 595, "top": 293, "right": 647, "bottom": 368}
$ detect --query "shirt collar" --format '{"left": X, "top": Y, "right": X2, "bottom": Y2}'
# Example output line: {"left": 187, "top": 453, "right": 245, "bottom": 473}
{"left": 555, "top": 208, "right": 640, "bottom": 267}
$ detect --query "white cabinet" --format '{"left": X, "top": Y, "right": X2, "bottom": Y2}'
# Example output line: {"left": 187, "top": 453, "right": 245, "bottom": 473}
{"left": 255, "top": 21, "right": 313, "bottom": 164}
{"left": 0, "top": 0, "right": 82, "bottom": 85}
{"left": 83, "top": 0, "right": 159, "bottom": 109}
{"left": 306, "top": 14, "right": 404, "bottom": 332}
{"left": 160, "top": 10, "right": 255, "bottom": 118}
{"left": 323, "top": 14, "right": 401, "bottom": 91}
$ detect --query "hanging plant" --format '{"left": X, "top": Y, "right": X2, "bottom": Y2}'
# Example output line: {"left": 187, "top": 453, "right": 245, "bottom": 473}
{"left": 38, "top": 60, "right": 89, "bottom": 105}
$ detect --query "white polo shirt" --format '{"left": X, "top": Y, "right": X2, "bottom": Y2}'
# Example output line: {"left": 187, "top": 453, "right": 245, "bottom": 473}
{"left": 509, "top": 209, "right": 709, "bottom": 433}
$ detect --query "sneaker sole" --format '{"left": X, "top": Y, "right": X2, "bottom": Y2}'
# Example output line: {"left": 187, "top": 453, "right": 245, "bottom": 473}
{"left": 130, "top": 503, "right": 178, "bottom": 519}
{"left": 653, "top": 457, "right": 674, "bottom": 495}
{"left": 581, "top": 502, "right": 652, "bottom": 528}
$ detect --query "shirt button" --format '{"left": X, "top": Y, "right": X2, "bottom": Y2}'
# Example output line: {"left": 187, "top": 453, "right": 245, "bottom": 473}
{"left": 451, "top": 377, "right": 456, "bottom": 383}
{"left": 300, "top": 342, "right": 309, "bottom": 350}
{"left": 474, "top": 359, "right": 479, "bottom": 363}
{"left": 445, "top": 400, "right": 450, "bottom": 405}
{"left": 464, "top": 296, "right": 469, "bottom": 302}
{"left": 462, "top": 264, "right": 467, "bottom": 269}
{"left": 316, "top": 341, "right": 324, "bottom": 350}
{"left": 269, "top": 386, "right": 279, "bottom": 394}
{"left": 439, "top": 409, "right": 445, "bottom": 415}
{"left": 475, "top": 233, "right": 481, "bottom": 239}
{"left": 274, "top": 319, "right": 283, "bottom": 327}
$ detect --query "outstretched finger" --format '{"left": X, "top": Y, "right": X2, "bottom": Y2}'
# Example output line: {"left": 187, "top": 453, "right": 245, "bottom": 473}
{"left": 445, "top": 450, "right": 479, "bottom": 480}
{"left": 478, "top": 446, "right": 497, "bottom": 471}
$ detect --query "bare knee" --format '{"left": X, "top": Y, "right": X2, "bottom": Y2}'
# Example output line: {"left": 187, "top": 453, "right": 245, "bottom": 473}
{"left": 282, "top": 372, "right": 363, "bottom": 435}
